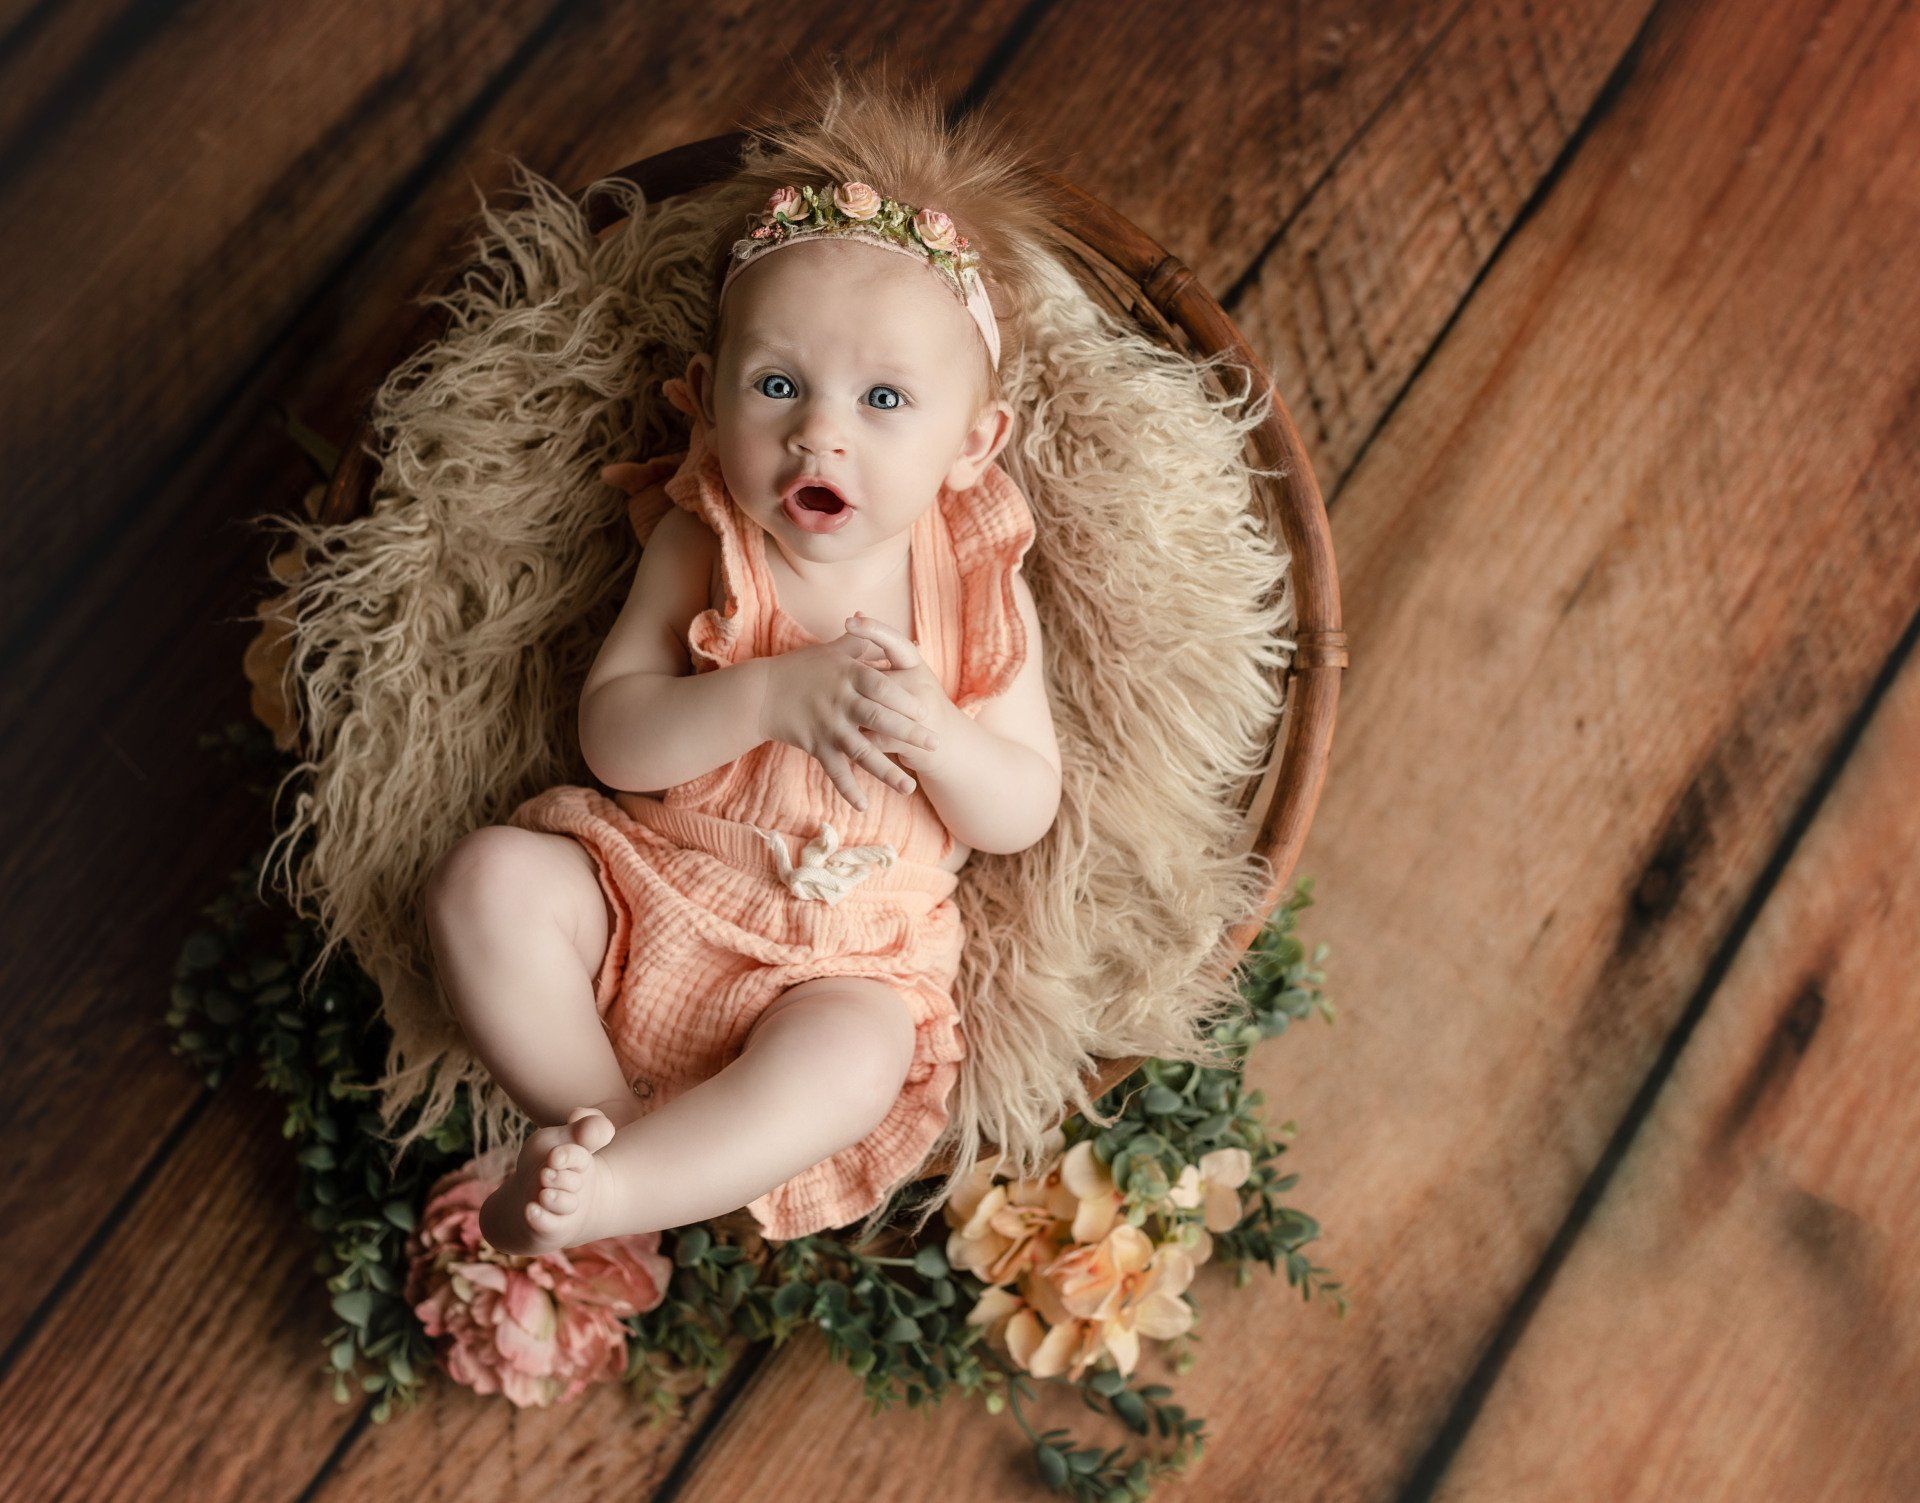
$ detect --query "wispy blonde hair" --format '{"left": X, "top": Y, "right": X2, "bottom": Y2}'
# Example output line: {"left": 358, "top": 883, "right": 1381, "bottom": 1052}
{"left": 702, "top": 62, "right": 1066, "bottom": 414}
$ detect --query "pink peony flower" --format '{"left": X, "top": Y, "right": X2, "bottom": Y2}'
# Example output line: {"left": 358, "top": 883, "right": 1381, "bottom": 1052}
{"left": 834, "top": 181, "right": 882, "bottom": 220}
{"left": 403, "top": 1155, "right": 673, "bottom": 1408}
{"left": 913, "top": 208, "right": 958, "bottom": 252}
{"left": 766, "top": 186, "right": 805, "bottom": 223}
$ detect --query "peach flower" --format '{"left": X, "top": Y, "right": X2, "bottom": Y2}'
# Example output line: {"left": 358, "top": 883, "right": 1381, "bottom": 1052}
{"left": 945, "top": 1153, "right": 1076, "bottom": 1286}
{"left": 944, "top": 1131, "right": 1211, "bottom": 1380}
{"left": 766, "top": 186, "right": 805, "bottom": 222}
{"left": 1059, "top": 1138, "right": 1122, "bottom": 1244}
{"left": 833, "top": 181, "right": 882, "bottom": 220}
{"left": 1169, "top": 1145, "right": 1252, "bottom": 1223}
{"left": 913, "top": 208, "right": 958, "bottom": 252}
{"left": 404, "top": 1156, "right": 673, "bottom": 1408}
{"left": 1046, "top": 1223, "right": 1196, "bottom": 1377}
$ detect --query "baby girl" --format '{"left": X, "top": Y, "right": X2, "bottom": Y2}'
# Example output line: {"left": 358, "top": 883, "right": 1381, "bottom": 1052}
{"left": 424, "top": 163, "right": 1063, "bottom": 1254}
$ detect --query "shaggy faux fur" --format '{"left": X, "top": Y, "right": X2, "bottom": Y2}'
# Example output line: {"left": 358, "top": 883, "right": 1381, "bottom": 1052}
{"left": 263, "top": 160, "right": 1297, "bottom": 1240}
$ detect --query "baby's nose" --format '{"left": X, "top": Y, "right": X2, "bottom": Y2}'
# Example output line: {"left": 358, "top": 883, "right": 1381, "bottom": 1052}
{"left": 789, "top": 410, "right": 847, "bottom": 455}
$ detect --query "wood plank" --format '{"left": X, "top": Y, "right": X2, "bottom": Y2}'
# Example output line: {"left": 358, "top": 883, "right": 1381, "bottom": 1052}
{"left": 649, "top": 0, "right": 1920, "bottom": 1496}
{"left": 1428, "top": 611, "right": 1920, "bottom": 1496}
{"left": 1236, "top": 0, "right": 1641, "bottom": 479}
{"left": 986, "top": 0, "right": 1463, "bottom": 296}
{"left": 0, "top": 1085, "right": 360, "bottom": 1503}
{"left": 1184, "top": 0, "right": 1919, "bottom": 1494}
{"left": 0, "top": 1, "right": 126, "bottom": 152}
{"left": 0, "top": 0, "right": 568, "bottom": 657}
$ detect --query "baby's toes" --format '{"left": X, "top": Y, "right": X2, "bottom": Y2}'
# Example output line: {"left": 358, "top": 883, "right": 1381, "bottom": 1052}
{"left": 539, "top": 1185, "right": 578, "bottom": 1214}
{"left": 541, "top": 1162, "right": 583, "bottom": 1191}
{"left": 544, "top": 1141, "right": 587, "bottom": 1176}
{"left": 567, "top": 1106, "right": 616, "bottom": 1152}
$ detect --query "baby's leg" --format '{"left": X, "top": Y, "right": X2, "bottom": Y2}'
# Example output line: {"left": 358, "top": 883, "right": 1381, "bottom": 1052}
{"left": 424, "top": 825, "right": 641, "bottom": 1252}
{"left": 551, "top": 975, "right": 918, "bottom": 1245}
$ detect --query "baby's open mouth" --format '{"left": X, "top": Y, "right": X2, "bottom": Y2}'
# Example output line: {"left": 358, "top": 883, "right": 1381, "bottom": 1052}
{"left": 793, "top": 486, "right": 845, "bottom": 513}
{"left": 781, "top": 479, "right": 856, "bottom": 533}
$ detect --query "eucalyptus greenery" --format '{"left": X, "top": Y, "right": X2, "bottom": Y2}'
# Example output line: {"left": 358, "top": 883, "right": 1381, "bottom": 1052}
{"left": 168, "top": 718, "right": 1341, "bottom": 1497}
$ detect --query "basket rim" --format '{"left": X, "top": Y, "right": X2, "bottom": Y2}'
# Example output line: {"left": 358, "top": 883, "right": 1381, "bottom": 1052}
{"left": 318, "top": 132, "right": 1346, "bottom": 1119}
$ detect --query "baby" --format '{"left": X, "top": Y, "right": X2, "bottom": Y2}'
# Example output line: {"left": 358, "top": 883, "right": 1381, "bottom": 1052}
{"left": 424, "top": 173, "right": 1062, "bottom": 1254}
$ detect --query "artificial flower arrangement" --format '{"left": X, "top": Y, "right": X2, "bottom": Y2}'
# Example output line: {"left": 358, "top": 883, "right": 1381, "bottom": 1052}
{"left": 177, "top": 447, "right": 1345, "bottom": 1500}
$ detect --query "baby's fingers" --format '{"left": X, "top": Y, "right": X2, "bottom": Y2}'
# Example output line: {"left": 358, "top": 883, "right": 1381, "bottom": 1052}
{"left": 817, "top": 747, "right": 871, "bottom": 812}
{"left": 855, "top": 663, "right": 928, "bottom": 724}
{"left": 853, "top": 697, "right": 939, "bottom": 751}
{"left": 843, "top": 736, "right": 917, "bottom": 797}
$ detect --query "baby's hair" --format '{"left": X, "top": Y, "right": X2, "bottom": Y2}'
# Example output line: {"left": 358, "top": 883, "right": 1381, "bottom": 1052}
{"left": 700, "top": 61, "right": 1068, "bottom": 416}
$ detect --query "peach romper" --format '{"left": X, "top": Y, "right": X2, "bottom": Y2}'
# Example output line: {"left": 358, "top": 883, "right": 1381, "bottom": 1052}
{"left": 507, "top": 377, "right": 1036, "bottom": 1240}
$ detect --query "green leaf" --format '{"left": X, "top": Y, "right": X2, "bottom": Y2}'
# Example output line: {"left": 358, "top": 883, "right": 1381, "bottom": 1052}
{"left": 912, "top": 1244, "right": 949, "bottom": 1279}
{"left": 330, "top": 1290, "right": 374, "bottom": 1329}
{"left": 772, "top": 1281, "right": 811, "bottom": 1320}
{"left": 675, "top": 1227, "right": 711, "bottom": 1266}
{"left": 1035, "top": 1444, "right": 1069, "bottom": 1488}
{"left": 180, "top": 931, "right": 222, "bottom": 970}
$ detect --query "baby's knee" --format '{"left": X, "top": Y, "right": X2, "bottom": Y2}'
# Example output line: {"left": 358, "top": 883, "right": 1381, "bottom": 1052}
{"left": 424, "top": 825, "right": 552, "bottom": 935}
{"left": 763, "top": 989, "right": 916, "bottom": 1116}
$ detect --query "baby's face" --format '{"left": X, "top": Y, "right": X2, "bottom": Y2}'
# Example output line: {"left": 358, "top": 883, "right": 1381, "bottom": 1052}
{"left": 684, "top": 238, "right": 1011, "bottom": 562}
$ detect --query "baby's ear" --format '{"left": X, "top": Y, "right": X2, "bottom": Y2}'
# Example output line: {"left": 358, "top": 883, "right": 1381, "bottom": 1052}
{"left": 600, "top": 462, "right": 655, "bottom": 496}
{"left": 949, "top": 398, "right": 1015, "bottom": 490}
{"left": 684, "top": 351, "right": 719, "bottom": 425}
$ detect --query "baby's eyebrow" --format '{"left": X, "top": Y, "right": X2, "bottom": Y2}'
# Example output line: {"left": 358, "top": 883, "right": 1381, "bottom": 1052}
{"left": 739, "top": 338, "right": 922, "bottom": 378}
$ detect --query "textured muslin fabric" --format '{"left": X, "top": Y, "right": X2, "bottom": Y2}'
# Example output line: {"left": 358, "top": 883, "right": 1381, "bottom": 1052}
{"left": 507, "top": 374, "right": 1036, "bottom": 1239}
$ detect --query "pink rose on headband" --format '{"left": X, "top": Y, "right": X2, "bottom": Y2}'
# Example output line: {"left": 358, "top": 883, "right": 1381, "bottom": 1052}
{"left": 404, "top": 1156, "right": 673, "bottom": 1408}
{"left": 913, "top": 208, "right": 958, "bottom": 252}
{"left": 766, "top": 186, "right": 805, "bottom": 223}
{"left": 834, "top": 180, "right": 882, "bottom": 220}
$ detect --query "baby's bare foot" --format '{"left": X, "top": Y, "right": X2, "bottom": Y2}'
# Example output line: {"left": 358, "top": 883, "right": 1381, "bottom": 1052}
{"left": 479, "top": 1106, "right": 618, "bottom": 1255}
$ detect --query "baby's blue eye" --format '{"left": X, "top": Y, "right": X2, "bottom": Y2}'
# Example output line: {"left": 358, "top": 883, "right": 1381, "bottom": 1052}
{"left": 754, "top": 373, "right": 796, "bottom": 400}
{"left": 866, "top": 385, "right": 903, "bottom": 410}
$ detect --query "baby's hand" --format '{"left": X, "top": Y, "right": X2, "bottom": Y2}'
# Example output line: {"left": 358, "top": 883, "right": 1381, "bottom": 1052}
{"left": 842, "top": 614, "right": 960, "bottom": 777}
{"left": 759, "top": 632, "right": 941, "bottom": 811}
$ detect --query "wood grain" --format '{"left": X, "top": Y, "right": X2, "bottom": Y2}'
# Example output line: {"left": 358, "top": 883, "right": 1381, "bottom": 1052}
{"left": 1429, "top": 587, "right": 1920, "bottom": 1498}
{"left": 0, "top": 0, "right": 561, "bottom": 655}
{"left": 1161, "top": 0, "right": 1919, "bottom": 1495}
{"left": 0, "top": 1086, "right": 356, "bottom": 1503}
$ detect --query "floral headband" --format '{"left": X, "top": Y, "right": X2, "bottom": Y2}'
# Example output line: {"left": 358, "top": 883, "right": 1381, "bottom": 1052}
{"left": 721, "top": 181, "right": 1001, "bottom": 369}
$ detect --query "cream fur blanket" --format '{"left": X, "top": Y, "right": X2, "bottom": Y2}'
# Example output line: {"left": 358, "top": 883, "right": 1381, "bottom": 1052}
{"left": 265, "top": 162, "right": 1296, "bottom": 1237}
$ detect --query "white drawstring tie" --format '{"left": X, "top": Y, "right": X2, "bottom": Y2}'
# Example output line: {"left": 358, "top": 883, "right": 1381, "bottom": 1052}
{"left": 747, "top": 821, "right": 898, "bottom": 906}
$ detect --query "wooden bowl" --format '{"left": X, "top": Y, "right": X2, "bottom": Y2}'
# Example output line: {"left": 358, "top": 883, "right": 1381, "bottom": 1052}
{"left": 317, "top": 133, "right": 1346, "bottom": 1164}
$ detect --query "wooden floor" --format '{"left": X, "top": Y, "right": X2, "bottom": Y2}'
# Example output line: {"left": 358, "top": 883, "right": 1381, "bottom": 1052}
{"left": 2, "top": 1, "right": 1916, "bottom": 1498}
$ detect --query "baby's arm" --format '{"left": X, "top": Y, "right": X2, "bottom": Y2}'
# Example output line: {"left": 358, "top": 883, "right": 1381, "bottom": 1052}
{"left": 860, "top": 571, "right": 1061, "bottom": 854}
{"left": 578, "top": 500, "right": 772, "bottom": 793}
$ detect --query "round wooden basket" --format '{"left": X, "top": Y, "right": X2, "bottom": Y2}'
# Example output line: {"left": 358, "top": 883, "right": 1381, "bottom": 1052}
{"left": 317, "top": 133, "right": 1346, "bottom": 1168}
